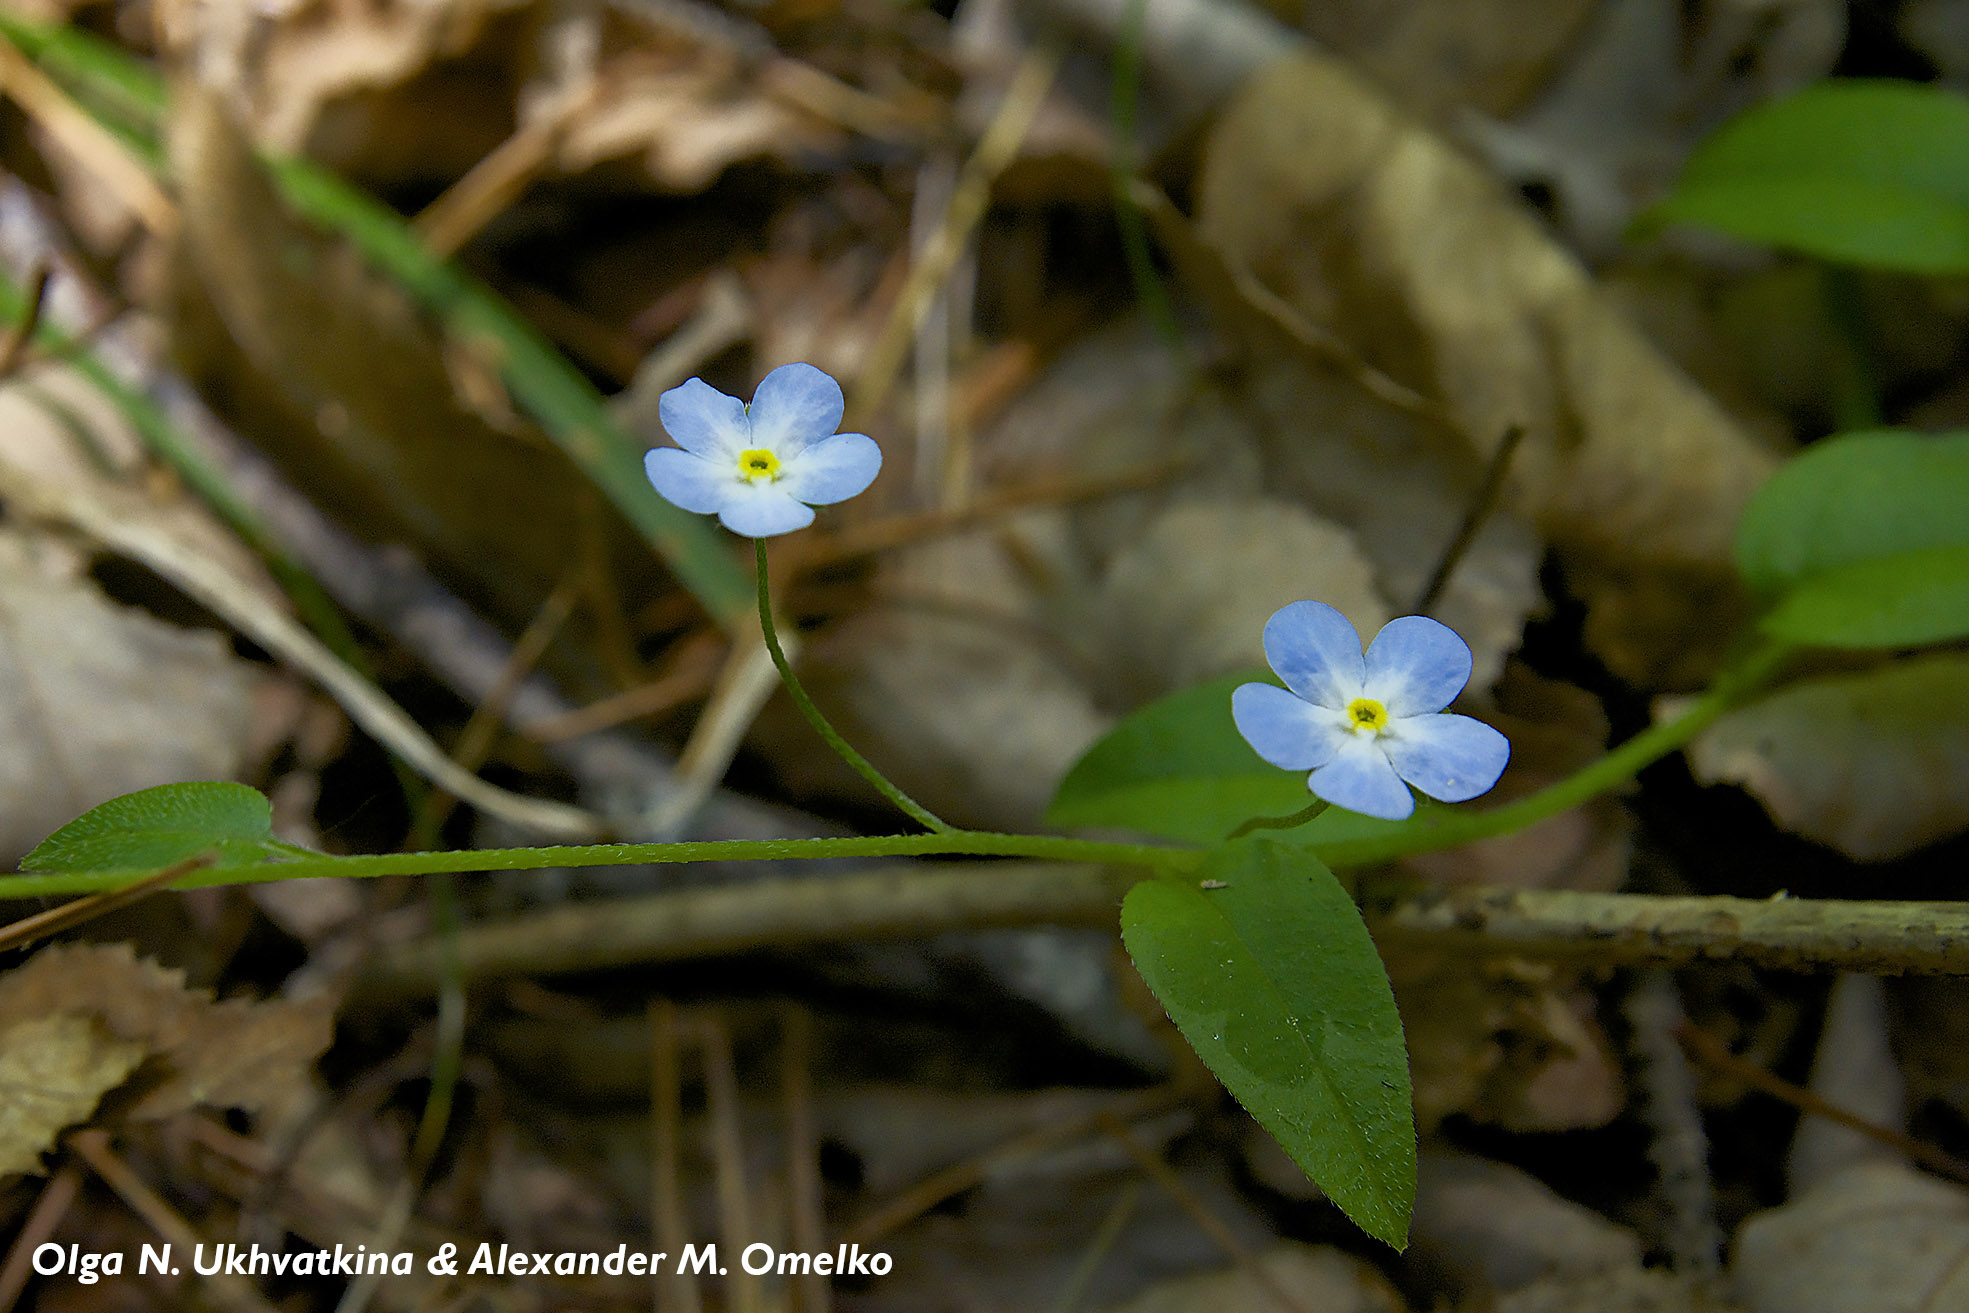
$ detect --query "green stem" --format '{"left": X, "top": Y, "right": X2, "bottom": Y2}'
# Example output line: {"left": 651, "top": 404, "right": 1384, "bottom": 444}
{"left": 756, "top": 539, "right": 953, "bottom": 833}
{"left": 1308, "top": 638, "right": 1797, "bottom": 868}
{"left": 1, "top": 831, "right": 1194, "bottom": 899}
{"left": 1227, "top": 798, "right": 1330, "bottom": 840}
{"left": 0, "top": 636, "right": 1796, "bottom": 900}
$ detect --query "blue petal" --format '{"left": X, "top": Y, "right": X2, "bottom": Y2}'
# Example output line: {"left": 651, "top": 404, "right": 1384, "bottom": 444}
{"left": 1382, "top": 713, "right": 1510, "bottom": 803}
{"left": 658, "top": 378, "right": 748, "bottom": 458}
{"left": 1362, "top": 615, "right": 1473, "bottom": 716}
{"left": 1308, "top": 737, "right": 1414, "bottom": 819}
{"left": 1262, "top": 601, "right": 1365, "bottom": 710}
{"left": 748, "top": 363, "right": 845, "bottom": 457}
{"left": 719, "top": 483, "right": 816, "bottom": 537}
{"left": 644, "top": 446, "right": 731, "bottom": 515}
{"left": 1233, "top": 683, "right": 1349, "bottom": 771}
{"left": 782, "top": 432, "right": 881, "bottom": 506}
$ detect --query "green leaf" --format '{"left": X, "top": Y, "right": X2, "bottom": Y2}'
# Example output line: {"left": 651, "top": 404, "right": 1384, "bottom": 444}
{"left": 1046, "top": 673, "right": 1306, "bottom": 842}
{"left": 1761, "top": 542, "right": 1969, "bottom": 648}
{"left": 1732, "top": 430, "right": 1969, "bottom": 647}
{"left": 20, "top": 783, "right": 287, "bottom": 873}
{"left": 1735, "top": 430, "right": 1969, "bottom": 595}
{"left": 1642, "top": 80, "right": 1969, "bottom": 272}
{"left": 1046, "top": 673, "right": 1447, "bottom": 851}
{"left": 1122, "top": 839, "right": 1414, "bottom": 1246}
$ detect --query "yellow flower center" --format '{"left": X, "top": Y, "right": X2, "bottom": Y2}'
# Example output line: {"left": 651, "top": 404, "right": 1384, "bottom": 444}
{"left": 737, "top": 448, "right": 782, "bottom": 484}
{"left": 1345, "top": 697, "right": 1389, "bottom": 735}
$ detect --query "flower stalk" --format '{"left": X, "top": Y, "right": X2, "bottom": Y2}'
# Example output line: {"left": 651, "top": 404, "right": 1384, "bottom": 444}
{"left": 755, "top": 539, "right": 953, "bottom": 833}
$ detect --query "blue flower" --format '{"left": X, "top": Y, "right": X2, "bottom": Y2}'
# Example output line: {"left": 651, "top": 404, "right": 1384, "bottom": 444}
{"left": 643, "top": 363, "right": 882, "bottom": 537}
{"left": 1232, "top": 601, "right": 1510, "bottom": 821}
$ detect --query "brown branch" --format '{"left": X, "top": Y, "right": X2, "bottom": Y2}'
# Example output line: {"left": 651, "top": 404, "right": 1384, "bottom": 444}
{"left": 355, "top": 867, "right": 1969, "bottom": 1001}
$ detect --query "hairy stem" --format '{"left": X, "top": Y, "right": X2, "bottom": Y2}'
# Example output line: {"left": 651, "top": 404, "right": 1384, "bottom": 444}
{"left": 755, "top": 539, "right": 952, "bottom": 833}
{"left": 1227, "top": 798, "right": 1329, "bottom": 840}
{"left": 0, "top": 831, "right": 1192, "bottom": 899}
{"left": 1309, "top": 638, "right": 1795, "bottom": 868}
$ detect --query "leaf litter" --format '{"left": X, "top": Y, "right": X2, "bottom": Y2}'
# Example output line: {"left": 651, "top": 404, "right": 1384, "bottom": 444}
{"left": 0, "top": 0, "right": 1965, "bottom": 1309}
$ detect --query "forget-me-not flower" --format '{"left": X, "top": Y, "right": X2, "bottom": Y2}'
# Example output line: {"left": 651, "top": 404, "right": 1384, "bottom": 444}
{"left": 644, "top": 363, "right": 881, "bottom": 537}
{"left": 1232, "top": 601, "right": 1510, "bottom": 821}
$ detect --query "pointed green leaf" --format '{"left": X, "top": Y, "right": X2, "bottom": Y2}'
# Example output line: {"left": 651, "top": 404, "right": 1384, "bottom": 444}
{"left": 1046, "top": 673, "right": 1442, "bottom": 852}
{"left": 1642, "top": 80, "right": 1969, "bottom": 273}
{"left": 1760, "top": 541, "right": 1969, "bottom": 648}
{"left": 1121, "top": 838, "right": 1415, "bottom": 1246}
{"left": 20, "top": 783, "right": 286, "bottom": 873}
{"left": 1046, "top": 673, "right": 1305, "bottom": 842}
{"left": 1735, "top": 430, "right": 1969, "bottom": 595}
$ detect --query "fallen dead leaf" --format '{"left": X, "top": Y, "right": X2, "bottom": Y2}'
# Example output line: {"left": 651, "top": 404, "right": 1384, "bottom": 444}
{"left": 1302, "top": 0, "right": 1600, "bottom": 117}
{"left": 1195, "top": 54, "right": 1782, "bottom": 687}
{"left": 0, "top": 526, "right": 257, "bottom": 866}
{"left": 1101, "top": 1241, "right": 1407, "bottom": 1313}
{"left": 0, "top": 1014, "right": 145, "bottom": 1176}
{"left": 0, "top": 943, "right": 334, "bottom": 1132}
{"left": 1391, "top": 953, "right": 1621, "bottom": 1133}
{"left": 1496, "top": 1266, "right": 1743, "bottom": 1313}
{"left": 161, "top": 83, "right": 656, "bottom": 648}
{"left": 1683, "top": 653, "right": 1969, "bottom": 861}
{"left": 1733, "top": 1160, "right": 1969, "bottom": 1313}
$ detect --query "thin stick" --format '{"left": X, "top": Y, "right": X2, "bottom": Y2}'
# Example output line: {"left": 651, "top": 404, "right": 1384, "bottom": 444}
{"left": 414, "top": 89, "right": 588, "bottom": 259}
{"left": 0, "top": 853, "right": 213, "bottom": 954}
{"left": 755, "top": 539, "right": 951, "bottom": 832}
{"left": 0, "top": 36, "right": 176, "bottom": 237}
{"left": 698, "top": 1014, "right": 763, "bottom": 1313}
{"left": 1096, "top": 1113, "right": 1313, "bottom": 1313}
{"left": 417, "top": 576, "right": 580, "bottom": 833}
{"left": 0, "top": 1164, "right": 80, "bottom": 1312}
{"left": 69, "top": 1130, "right": 281, "bottom": 1313}
{"left": 839, "top": 1086, "right": 1186, "bottom": 1245}
{"left": 640, "top": 612, "right": 784, "bottom": 837}
{"left": 1047, "top": 1180, "right": 1141, "bottom": 1313}
{"left": 651, "top": 1000, "right": 700, "bottom": 1313}
{"left": 1412, "top": 424, "right": 1526, "bottom": 616}
{"left": 849, "top": 42, "right": 1061, "bottom": 422}
{"left": 1677, "top": 1020, "right": 1969, "bottom": 1188}
{"left": 782, "top": 1007, "right": 831, "bottom": 1313}
{"left": 521, "top": 634, "right": 724, "bottom": 743}
{"left": 790, "top": 456, "right": 1191, "bottom": 573}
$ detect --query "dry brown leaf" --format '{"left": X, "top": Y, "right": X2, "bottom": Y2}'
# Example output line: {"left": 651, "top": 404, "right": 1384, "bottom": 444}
{"left": 161, "top": 84, "right": 654, "bottom": 647}
{"left": 1497, "top": 1267, "right": 1744, "bottom": 1313}
{"left": 159, "top": 0, "right": 842, "bottom": 192}
{"left": 1300, "top": 0, "right": 1600, "bottom": 116}
{"left": 795, "top": 521, "right": 1112, "bottom": 829}
{"left": 1733, "top": 1161, "right": 1969, "bottom": 1313}
{"left": 1683, "top": 654, "right": 1969, "bottom": 861}
{"left": 0, "top": 943, "right": 334, "bottom": 1125}
{"left": 0, "top": 526, "right": 257, "bottom": 865}
{"left": 155, "top": 0, "right": 529, "bottom": 168}
{"left": 1410, "top": 1151, "right": 1642, "bottom": 1296}
{"left": 1195, "top": 55, "right": 1782, "bottom": 686}
{"left": 0, "top": 1015, "right": 145, "bottom": 1176}
{"left": 1102, "top": 1242, "right": 1407, "bottom": 1313}
{"left": 558, "top": 50, "right": 844, "bottom": 192}
{"left": 1391, "top": 953, "right": 1621, "bottom": 1133}
{"left": 1098, "top": 497, "right": 1389, "bottom": 697}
